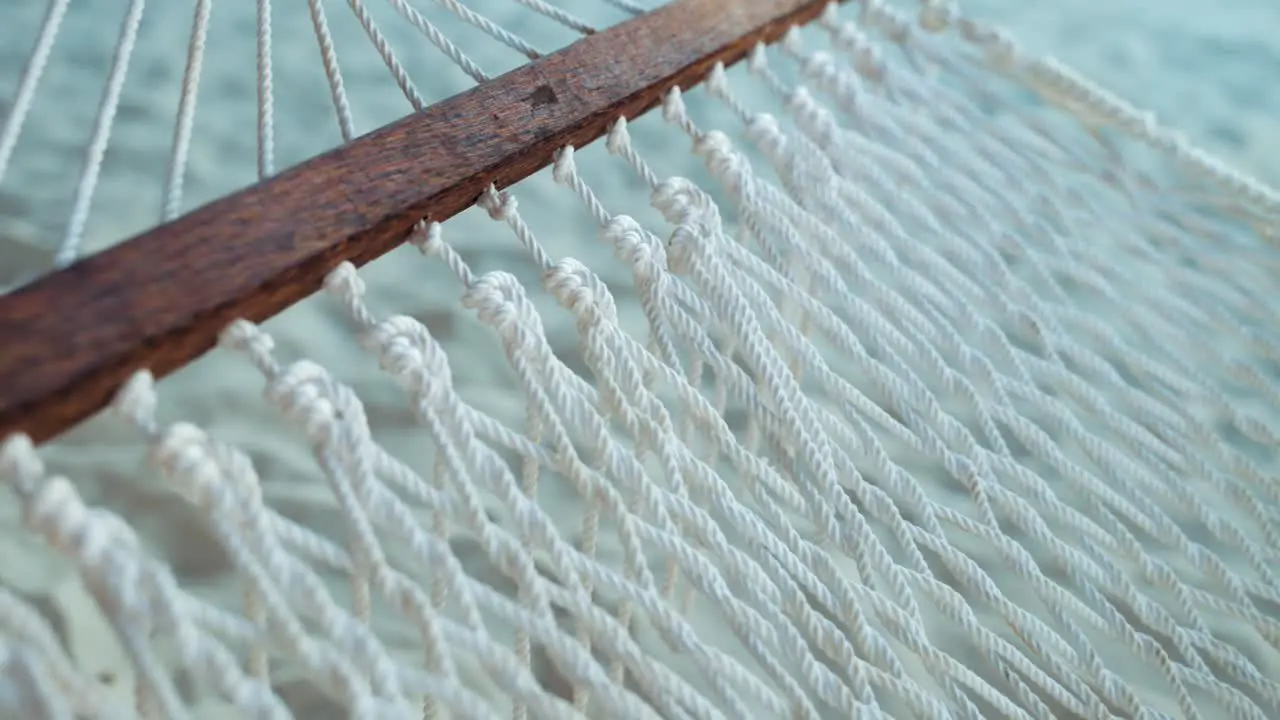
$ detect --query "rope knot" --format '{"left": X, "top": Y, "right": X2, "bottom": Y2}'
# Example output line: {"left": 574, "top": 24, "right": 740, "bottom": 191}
{"left": 363, "top": 315, "right": 454, "bottom": 406}
{"left": 830, "top": 22, "right": 885, "bottom": 82}
{"left": 0, "top": 434, "right": 43, "bottom": 499}
{"left": 605, "top": 118, "right": 632, "bottom": 156}
{"left": 818, "top": 2, "right": 841, "bottom": 29}
{"left": 786, "top": 88, "right": 839, "bottom": 149}
{"left": 264, "top": 360, "right": 340, "bottom": 445}
{"left": 461, "top": 272, "right": 544, "bottom": 341}
{"left": 661, "top": 86, "right": 687, "bottom": 124}
{"left": 149, "top": 423, "right": 238, "bottom": 510}
{"left": 705, "top": 62, "right": 730, "bottom": 99}
{"left": 603, "top": 215, "right": 666, "bottom": 286}
{"left": 747, "top": 43, "right": 769, "bottom": 74}
{"left": 745, "top": 113, "right": 786, "bottom": 161}
{"left": 26, "top": 476, "right": 137, "bottom": 571}
{"left": 691, "top": 131, "right": 745, "bottom": 194}
{"left": 408, "top": 221, "right": 444, "bottom": 257}
{"left": 323, "top": 261, "right": 366, "bottom": 302}
{"left": 981, "top": 27, "right": 1021, "bottom": 70}
{"left": 801, "top": 51, "right": 838, "bottom": 87}
{"left": 478, "top": 185, "right": 517, "bottom": 222}
{"left": 919, "top": 1, "right": 957, "bottom": 33}
{"left": 653, "top": 177, "right": 720, "bottom": 275}
{"left": 544, "top": 259, "right": 617, "bottom": 328}
{"left": 863, "top": 0, "right": 912, "bottom": 44}
{"left": 552, "top": 146, "right": 577, "bottom": 185}
{"left": 218, "top": 320, "right": 278, "bottom": 377}
{"left": 853, "top": 44, "right": 885, "bottom": 83}
{"left": 780, "top": 27, "right": 802, "bottom": 54}
{"left": 111, "top": 371, "right": 159, "bottom": 434}
{"left": 652, "top": 177, "right": 721, "bottom": 231}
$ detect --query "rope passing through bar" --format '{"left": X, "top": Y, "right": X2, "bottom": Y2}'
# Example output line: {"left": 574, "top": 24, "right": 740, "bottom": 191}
{"left": 0, "top": 0, "right": 849, "bottom": 447}
{"left": 0, "top": 0, "right": 1278, "bottom": 718}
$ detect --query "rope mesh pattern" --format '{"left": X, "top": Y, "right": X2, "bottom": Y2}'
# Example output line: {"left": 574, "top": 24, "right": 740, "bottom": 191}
{"left": 2, "top": 1, "right": 1280, "bottom": 718}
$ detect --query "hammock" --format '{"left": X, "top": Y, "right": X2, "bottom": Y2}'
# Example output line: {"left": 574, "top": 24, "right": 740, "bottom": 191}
{"left": 0, "top": 0, "right": 1277, "bottom": 717}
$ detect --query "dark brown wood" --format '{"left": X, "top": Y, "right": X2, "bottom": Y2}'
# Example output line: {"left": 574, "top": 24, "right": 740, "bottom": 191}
{"left": 0, "top": 0, "right": 847, "bottom": 445}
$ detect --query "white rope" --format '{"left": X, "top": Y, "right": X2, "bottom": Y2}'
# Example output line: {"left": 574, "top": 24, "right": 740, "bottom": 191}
{"left": 257, "top": 0, "right": 275, "bottom": 178}
{"left": 2, "top": 1, "right": 1279, "bottom": 719}
{"left": 161, "top": 0, "right": 211, "bottom": 221}
{"left": 347, "top": 0, "right": 428, "bottom": 112}
{"left": 55, "top": 0, "right": 146, "bottom": 268}
{"left": 0, "top": 0, "right": 69, "bottom": 187}
{"left": 425, "top": 0, "right": 545, "bottom": 60}
{"left": 382, "top": 0, "right": 491, "bottom": 85}
{"left": 306, "top": 0, "right": 357, "bottom": 143}
{"left": 506, "top": 0, "right": 598, "bottom": 35}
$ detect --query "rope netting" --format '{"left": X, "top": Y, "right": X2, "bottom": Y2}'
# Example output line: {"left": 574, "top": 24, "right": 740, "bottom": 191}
{"left": 2, "top": 0, "right": 1279, "bottom": 718}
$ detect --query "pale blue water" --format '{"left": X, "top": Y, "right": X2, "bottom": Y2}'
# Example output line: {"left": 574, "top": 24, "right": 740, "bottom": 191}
{"left": 0, "top": 0, "right": 1276, "bottom": 261}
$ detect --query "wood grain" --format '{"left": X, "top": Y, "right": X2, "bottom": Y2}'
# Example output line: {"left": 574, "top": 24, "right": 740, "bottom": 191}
{"left": 0, "top": 0, "right": 847, "bottom": 445}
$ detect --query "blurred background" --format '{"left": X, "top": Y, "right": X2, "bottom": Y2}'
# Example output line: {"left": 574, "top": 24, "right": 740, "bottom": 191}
{"left": 0, "top": 0, "right": 1276, "bottom": 272}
